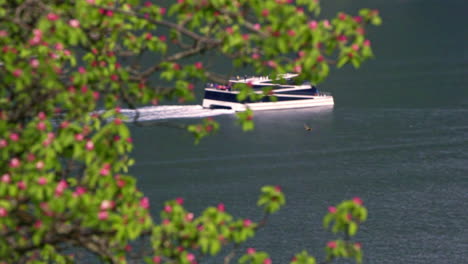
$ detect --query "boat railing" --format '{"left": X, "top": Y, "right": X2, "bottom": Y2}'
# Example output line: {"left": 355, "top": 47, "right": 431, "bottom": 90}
{"left": 315, "top": 92, "right": 332, "bottom": 97}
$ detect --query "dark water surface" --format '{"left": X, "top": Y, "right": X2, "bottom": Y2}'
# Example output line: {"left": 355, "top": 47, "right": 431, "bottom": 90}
{"left": 130, "top": 0, "right": 468, "bottom": 263}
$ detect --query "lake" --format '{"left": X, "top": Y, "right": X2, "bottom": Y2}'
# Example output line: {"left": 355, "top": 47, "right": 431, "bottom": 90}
{"left": 129, "top": 0, "right": 468, "bottom": 263}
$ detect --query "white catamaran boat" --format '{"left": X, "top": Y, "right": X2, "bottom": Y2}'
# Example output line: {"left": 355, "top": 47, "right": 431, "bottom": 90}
{"left": 202, "top": 73, "right": 334, "bottom": 111}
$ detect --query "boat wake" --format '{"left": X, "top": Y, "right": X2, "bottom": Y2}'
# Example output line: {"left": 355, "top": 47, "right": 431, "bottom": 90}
{"left": 120, "top": 105, "right": 234, "bottom": 122}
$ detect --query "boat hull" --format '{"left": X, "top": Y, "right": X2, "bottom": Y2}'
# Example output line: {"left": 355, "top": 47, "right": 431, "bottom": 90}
{"left": 202, "top": 96, "right": 334, "bottom": 111}
{"left": 203, "top": 74, "right": 334, "bottom": 111}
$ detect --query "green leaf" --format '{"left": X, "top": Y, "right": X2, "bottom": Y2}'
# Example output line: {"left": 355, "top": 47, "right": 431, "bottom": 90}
{"left": 337, "top": 56, "right": 348, "bottom": 68}
{"left": 348, "top": 221, "right": 358, "bottom": 236}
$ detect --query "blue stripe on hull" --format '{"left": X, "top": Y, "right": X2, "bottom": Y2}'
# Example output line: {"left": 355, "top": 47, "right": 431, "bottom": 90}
{"left": 204, "top": 90, "right": 311, "bottom": 103}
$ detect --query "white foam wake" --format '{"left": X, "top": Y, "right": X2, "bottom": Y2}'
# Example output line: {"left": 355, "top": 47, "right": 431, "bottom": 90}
{"left": 121, "top": 105, "right": 234, "bottom": 121}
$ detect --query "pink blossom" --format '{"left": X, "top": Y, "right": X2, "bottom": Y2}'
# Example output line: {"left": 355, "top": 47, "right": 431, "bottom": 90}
{"left": 60, "top": 121, "right": 69, "bottom": 129}
{"left": 110, "top": 74, "right": 119, "bottom": 81}
{"left": 0, "top": 30, "right": 7, "bottom": 37}
{"left": 27, "top": 153, "right": 35, "bottom": 162}
{"left": 354, "top": 16, "right": 363, "bottom": 23}
{"left": 253, "top": 23, "right": 261, "bottom": 31}
{"left": 114, "top": 118, "right": 122, "bottom": 125}
{"left": 86, "top": 0, "right": 95, "bottom": 4}
{"left": 263, "top": 259, "right": 272, "bottom": 264}
{"left": 354, "top": 242, "right": 362, "bottom": 250}
{"left": 294, "top": 65, "right": 302, "bottom": 73}
{"left": 274, "top": 185, "right": 282, "bottom": 192}
{"left": 9, "top": 133, "right": 19, "bottom": 141}
{"left": 0, "top": 139, "right": 7, "bottom": 148}
{"left": 33, "top": 29, "right": 42, "bottom": 37}
{"left": 69, "top": 19, "right": 80, "bottom": 28}
{"left": 30, "top": 59, "right": 40, "bottom": 68}
{"left": 186, "top": 253, "right": 196, "bottom": 263}
{"left": 85, "top": 140, "right": 94, "bottom": 151}
{"left": 338, "top": 13, "right": 347, "bottom": 21}
{"left": 261, "top": 9, "right": 269, "bottom": 17}
{"left": 175, "top": 197, "right": 184, "bottom": 205}
{"left": 37, "top": 121, "right": 46, "bottom": 131}
{"left": 74, "top": 133, "right": 84, "bottom": 141}
{"left": 251, "top": 53, "right": 260, "bottom": 60}
{"left": 164, "top": 205, "right": 172, "bottom": 213}
{"left": 0, "top": 207, "right": 7, "bottom": 217}
{"left": 217, "top": 203, "right": 225, "bottom": 212}
{"left": 287, "top": 30, "right": 296, "bottom": 37}
{"left": 159, "top": 7, "right": 166, "bottom": 15}
{"left": 98, "top": 211, "right": 109, "bottom": 220}
{"left": 352, "top": 197, "right": 363, "bottom": 205}
{"left": 38, "top": 112, "right": 46, "bottom": 120}
{"left": 225, "top": 27, "right": 234, "bottom": 34}
{"left": 55, "top": 180, "right": 68, "bottom": 196}
{"left": 140, "top": 197, "right": 150, "bottom": 209}
{"left": 185, "top": 212, "right": 194, "bottom": 221}
{"left": 37, "top": 177, "right": 47, "bottom": 185}
{"left": 9, "top": 158, "right": 20, "bottom": 168}
{"left": 337, "top": 35, "right": 347, "bottom": 43}
{"left": 145, "top": 32, "right": 153, "bottom": 40}
{"left": 39, "top": 203, "right": 52, "bottom": 216}
{"left": 78, "top": 67, "right": 86, "bottom": 74}
{"left": 327, "top": 241, "right": 337, "bottom": 249}
{"left": 34, "top": 220, "right": 42, "bottom": 229}
{"left": 158, "top": 35, "right": 167, "bottom": 42}
{"left": 73, "top": 186, "right": 87, "bottom": 197}
{"left": 173, "top": 63, "right": 181, "bottom": 71}
{"left": 81, "top": 85, "right": 88, "bottom": 93}
{"left": 30, "top": 36, "right": 41, "bottom": 45}
{"left": 194, "top": 62, "right": 203, "bottom": 70}
{"left": 100, "top": 165, "right": 110, "bottom": 176}
{"left": 36, "top": 161, "right": 45, "bottom": 170}
{"left": 352, "top": 44, "right": 360, "bottom": 51}
{"left": 309, "top": 20, "right": 318, "bottom": 30}
{"left": 54, "top": 43, "right": 64, "bottom": 51}
{"left": 42, "top": 138, "right": 52, "bottom": 147}
{"left": 243, "top": 219, "right": 252, "bottom": 227}
{"left": 328, "top": 206, "right": 337, "bottom": 213}
{"left": 1, "top": 174, "right": 11, "bottom": 183}
{"left": 346, "top": 213, "right": 352, "bottom": 221}
{"left": 100, "top": 200, "right": 114, "bottom": 210}
{"left": 12, "top": 69, "right": 22, "bottom": 77}
{"left": 47, "top": 13, "right": 59, "bottom": 21}
{"left": 363, "top": 39, "right": 371, "bottom": 47}
{"left": 125, "top": 244, "right": 132, "bottom": 252}
{"left": 152, "top": 256, "right": 162, "bottom": 263}
{"left": 356, "top": 27, "right": 365, "bottom": 35}
{"left": 92, "top": 91, "right": 100, "bottom": 100}
{"left": 50, "top": 52, "right": 59, "bottom": 60}
{"left": 323, "top": 20, "right": 331, "bottom": 28}
{"left": 247, "top": 248, "right": 256, "bottom": 255}
{"left": 117, "top": 178, "right": 126, "bottom": 188}
{"left": 106, "top": 10, "right": 113, "bottom": 17}
{"left": 266, "top": 60, "right": 277, "bottom": 68}
{"left": 17, "top": 181, "right": 26, "bottom": 190}
{"left": 162, "top": 219, "right": 170, "bottom": 225}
